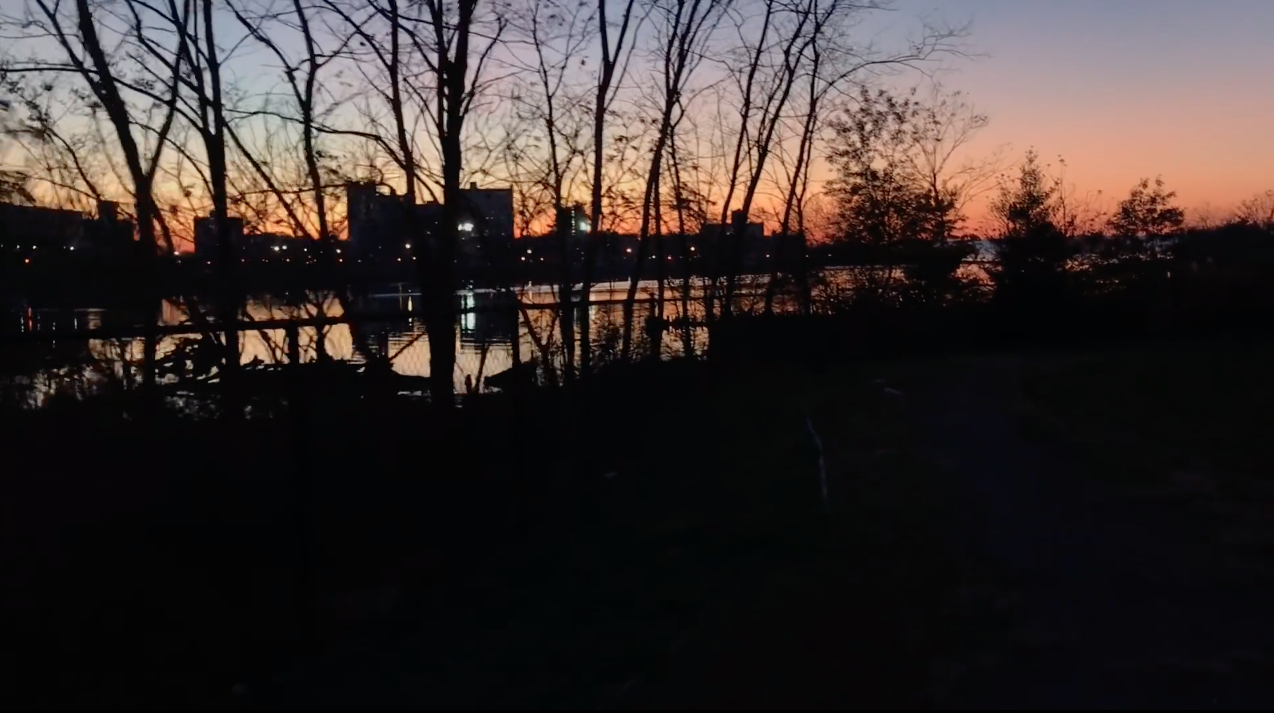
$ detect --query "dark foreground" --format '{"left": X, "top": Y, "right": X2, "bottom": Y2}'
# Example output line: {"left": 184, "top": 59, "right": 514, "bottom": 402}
{"left": 3, "top": 345, "right": 1273, "bottom": 708}
{"left": 627, "top": 347, "right": 1274, "bottom": 709}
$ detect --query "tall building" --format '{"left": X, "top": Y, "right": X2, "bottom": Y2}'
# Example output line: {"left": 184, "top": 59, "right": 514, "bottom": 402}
{"left": 554, "top": 203, "right": 589, "bottom": 242}
{"left": 193, "top": 212, "right": 245, "bottom": 260}
{"left": 1, "top": 199, "right": 137, "bottom": 257}
{"left": 0, "top": 203, "right": 84, "bottom": 256}
{"left": 344, "top": 181, "right": 515, "bottom": 270}
{"left": 83, "top": 201, "right": 138, "bottom": 254}
{"left": 453, "top": 183, "right": 514, "bottom": 269}
{"left": 345, "top": 181, "right": 395, "bottom": 256}
{"left": 698, "top": 210, "right": 765, "bottom": 262}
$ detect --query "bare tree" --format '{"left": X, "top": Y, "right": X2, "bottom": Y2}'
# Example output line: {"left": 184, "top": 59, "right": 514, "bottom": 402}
{"left": 714, "top": 0, "right": 969, "bottom": 318}
{"left": 1235, "top": 189, "right": 1274, "bottom": 229}
{"left": 7, "top": 0, "right": 186, "bottom": 254}
{"left": 505, "top": 0, "right": 596, "bottom": 380}
{"left": 1047, "top": 156, "right": 1106, "bottom": 239}
{"left": 620, "top": 0, "right": 730, "bottom": 361}
{"left": 227, "top": 0, "right": 353, "bottom": 248}
{"left": 417, "top": 0, "right": 506, "bottom": 407}
{"left": 316, "top": 0, "right": 505, "bottom": 406}
{"left": 6, "top": 0, "right": 195, "bottom": 391}
{"left": 580, "top": 0, "right": 644, "bottom": 375}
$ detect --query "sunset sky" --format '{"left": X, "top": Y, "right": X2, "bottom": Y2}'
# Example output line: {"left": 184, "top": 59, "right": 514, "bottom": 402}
{"left": 891, "top": 0, "right": 1273, "bottom": 218}
{"left": 3, "top": 0, "right": 1270, "bottom": 237}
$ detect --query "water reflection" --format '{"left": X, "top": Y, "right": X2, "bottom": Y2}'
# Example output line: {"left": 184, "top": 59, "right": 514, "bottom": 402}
{"left": 5, "top": 266, "right": 990, "bottom": 395}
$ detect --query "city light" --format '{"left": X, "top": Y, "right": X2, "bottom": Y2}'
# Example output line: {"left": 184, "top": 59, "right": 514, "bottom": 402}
{"left": 405, "top": 243, "right": 412, "bottom": 249}
{"left": 459, "top": 221, "right": 475, "bottom": 232}
{"left": 578, "top": 220, "right": 589, "bottom": 231}
{"left": 336, "top": 248, "right": 342, "bottom": 254}
{"left": 625, "top": 247, "right": 632, "bottom": 253}
{"left": 272, "top": 245, "right": 281, "bottom": 252}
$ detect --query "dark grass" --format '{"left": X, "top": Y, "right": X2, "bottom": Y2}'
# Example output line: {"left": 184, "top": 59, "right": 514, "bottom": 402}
{"left": 622, "top": 362, "right": 1018, "bottom": 709}
{"left": 0, "top": 358, "right": 841, "bottom": 709}
{"left": 1016, "top": 341, "right": 1274, "bottom": 478}
{"left": 15, "top": 342, "right": 1269, "bottom": 708}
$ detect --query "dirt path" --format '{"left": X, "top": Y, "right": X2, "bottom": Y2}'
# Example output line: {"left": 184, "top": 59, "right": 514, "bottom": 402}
{"left": 627, "top": 356, "right": 1274, "bottom": 709}
{"left": 921, "top": 356, "right": 1274, "bottom": 708}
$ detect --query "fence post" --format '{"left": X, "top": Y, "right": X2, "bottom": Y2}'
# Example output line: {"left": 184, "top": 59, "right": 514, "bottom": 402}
{"left": 315, "top": 323, "right": 329, "bottom": 363}
{"left": 286, "top": 322, "right": 301, "bottom": 368}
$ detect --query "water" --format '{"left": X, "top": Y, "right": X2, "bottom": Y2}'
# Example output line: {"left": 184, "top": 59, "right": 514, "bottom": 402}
{"left": 3, "top": 276, "right": 780, "bottom": 398}
{"left": 3, "top": 265, "right": 990, "bottom": 401}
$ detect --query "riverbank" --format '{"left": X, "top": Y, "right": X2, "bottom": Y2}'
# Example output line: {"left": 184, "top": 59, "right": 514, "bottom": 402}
{"left": 0, "top": 356, "right": 830, "bottom": 708}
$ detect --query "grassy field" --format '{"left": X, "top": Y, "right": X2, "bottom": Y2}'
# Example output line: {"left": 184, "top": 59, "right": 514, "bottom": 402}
{"left": 1017, "top": 342, "right": 1274, "bottom": 480}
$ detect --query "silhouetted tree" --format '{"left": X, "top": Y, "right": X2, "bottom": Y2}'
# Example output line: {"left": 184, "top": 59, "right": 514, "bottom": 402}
{"left": 506, "top": 0, "right": 596, "bottom": 380}
{"left": 989, "top": 149, "right": 1073, "bottom": 312}
{"left": 0, "top": 94, "right": 33, "bottom": 203}
{"left": 1235, "top": 189, "right": 1274, "bottom": 230}
{"left": 578, "top": 0, "right": 643, "bottom": 375}
{"left": 619, "top": 0, "right": 730, "bottom": 360}
{"left": 826, "top": 87, "right": 982, "bottom": 305}
{"left": 1109, "top": 177, "right": 1184, "bottom": 238}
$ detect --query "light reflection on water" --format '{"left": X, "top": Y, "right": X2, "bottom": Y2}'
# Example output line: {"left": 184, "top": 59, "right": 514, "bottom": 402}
{"left": 7, "top": 265, "right": 990, "bottom": 396}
